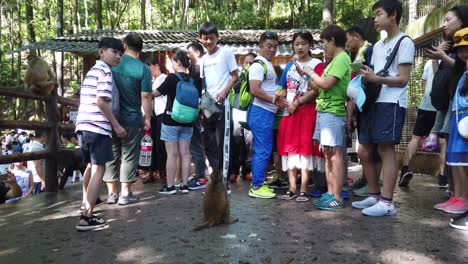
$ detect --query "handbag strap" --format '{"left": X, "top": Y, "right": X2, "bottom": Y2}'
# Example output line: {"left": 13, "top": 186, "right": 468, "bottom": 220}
{"left": 383, "top": 35, "right": 411, "bottom": 71}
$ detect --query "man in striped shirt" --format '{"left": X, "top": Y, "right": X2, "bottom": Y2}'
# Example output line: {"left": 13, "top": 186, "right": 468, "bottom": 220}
{"left": 75, "top": 37, "right": 127, "bottom": 231}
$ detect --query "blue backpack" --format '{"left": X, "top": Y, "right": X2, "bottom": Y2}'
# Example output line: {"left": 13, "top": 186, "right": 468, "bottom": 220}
{"left": 171, "top": 73, "right": 199, "bottom": 124}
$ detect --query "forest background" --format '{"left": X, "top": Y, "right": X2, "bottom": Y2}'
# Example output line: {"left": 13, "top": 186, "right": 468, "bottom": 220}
{"left": 0, "top": 0, "right": 377, "bottom": 119}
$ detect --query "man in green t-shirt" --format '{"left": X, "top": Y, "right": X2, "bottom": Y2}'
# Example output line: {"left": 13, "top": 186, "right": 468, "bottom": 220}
{"left": 103, "top": 33, "right": 153, "bottom": 205}
{"left": 304, "top": 25, "right": 351, "bottom": 210}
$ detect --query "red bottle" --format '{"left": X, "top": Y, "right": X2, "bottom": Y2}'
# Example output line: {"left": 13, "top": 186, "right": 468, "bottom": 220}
{"left": 138, "top": 130, "right": 153, "bottom": 167}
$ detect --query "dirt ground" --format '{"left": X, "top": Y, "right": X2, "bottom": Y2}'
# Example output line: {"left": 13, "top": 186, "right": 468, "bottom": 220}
{"left": 1, "top": 163, "right": 468, "bottom": 264}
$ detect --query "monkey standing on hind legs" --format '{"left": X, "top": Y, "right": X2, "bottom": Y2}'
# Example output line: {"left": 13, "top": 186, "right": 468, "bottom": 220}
{"left": 193, "top": 169, "right": 238, "bottom": 231}
{"left": 24, "top": 54, "right": 57, "bottom": 95}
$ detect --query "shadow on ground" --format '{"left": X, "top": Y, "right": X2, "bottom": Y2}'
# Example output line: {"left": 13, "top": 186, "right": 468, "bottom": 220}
{"left": 1, "top": 164, "right": 468, "bottom": 264}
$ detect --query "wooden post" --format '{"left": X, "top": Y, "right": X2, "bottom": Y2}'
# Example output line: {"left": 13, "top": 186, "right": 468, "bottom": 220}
{"left": 44, "top": 91, "right": 59, "bottom": 192}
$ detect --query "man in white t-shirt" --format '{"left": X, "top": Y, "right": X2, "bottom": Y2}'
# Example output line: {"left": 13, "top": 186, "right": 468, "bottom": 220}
{"left": 198, "top": 22, "right": 238, "bottom": 180}
{"left": 399, "top": 60, "right": 439, "bottom": 188}
{"left": 352, "top": 0, "right": 415, "bottom": 217}
{"left": 247, "top": 32, "right": 288, "bottom": 199}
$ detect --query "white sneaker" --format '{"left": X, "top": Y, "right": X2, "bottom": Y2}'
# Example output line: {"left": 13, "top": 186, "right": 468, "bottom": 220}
{"left": 352, "top": 196, "right": 379, "bottom": 209}
{"left": 362, "top": 200, "right": 397, "bottom": 216}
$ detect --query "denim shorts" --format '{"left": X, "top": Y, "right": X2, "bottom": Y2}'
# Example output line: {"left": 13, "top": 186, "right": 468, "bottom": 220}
{"left": 313, "top": 112, "right": 346, "bottom": 147}
{"left": 358, "top": 103, "right": 406, "bottom": 144}
{"left": 77, "top": 131, "right": 113, "bottom": 165}
{"left": 432, "top": 102, "right": 453, "bottom": 136}
{"left": 160, "top": 124, "right": 193, "bottom": 142}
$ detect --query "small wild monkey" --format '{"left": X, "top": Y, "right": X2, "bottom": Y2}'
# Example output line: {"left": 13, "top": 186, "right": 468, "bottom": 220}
{"left": 24, "top": 54, "right": 57, "bottom": 95}
{"left": 193, "top": 169, "right": 238, "bottom": 231}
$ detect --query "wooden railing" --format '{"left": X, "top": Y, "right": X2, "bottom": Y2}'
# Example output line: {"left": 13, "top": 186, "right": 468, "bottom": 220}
{"left": 0, "top": 87, "right": 79, "bottom": 192}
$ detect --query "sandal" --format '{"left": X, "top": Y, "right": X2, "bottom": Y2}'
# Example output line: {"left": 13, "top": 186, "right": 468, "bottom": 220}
{"left": 280, "top": 191, "right": 298, "bottom": 200}
{"left": 296, "top": 192, "right": 310, "bottom": 203}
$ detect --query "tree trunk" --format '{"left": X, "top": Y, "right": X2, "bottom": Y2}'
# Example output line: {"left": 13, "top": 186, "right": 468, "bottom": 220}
{"left": 0, "top": 3, "right": 3, "bottom": 83}
{"left": 147, "top": 0, "right": 153, "bottom": 29}
{"left": 96, "top": 0, "right": 103, "bottom": 29}
{"left": 202, "top": 0, "right": 210, "bottom": 21}
{"left": 408, "top": 0, "right": 417, "bottom": 23}
{"left": 25, "top": 0, "right": 36, "bottom": 44}
{"left": 141, "top": 0, "right": 146, "bottom": 29}
{"left": 265, "top": 0, "right": 271, "bottom": 28}
{"left": 180, "top": 0, "right": 190, "bottom": 29}
{"left": 257, "top": 0, "right": 262, "bottom": 15}
{"left": 57, "top": 0, "right": 64, "bottom": 97}
{"left": 75, "top": 0, "right": 81, "bottom": 33}
{"left": 84, "top": 0, "right": 89, "bottom": 29}
{"left": 322, "top": 0, "right": 333, "bottom": 27}
{"left": 172, "top": 0, "right": 177, "bottom": 29}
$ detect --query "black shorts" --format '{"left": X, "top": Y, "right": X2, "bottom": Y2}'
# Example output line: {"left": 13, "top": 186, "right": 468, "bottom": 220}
{"left": 413, "top": 109, "right": 437, "bottom": 137}
{"left": 77, "top": 131, "right": 113, "bottom": 165}
{"left": 272, "top": 129, "right": 278, "bottom": 153}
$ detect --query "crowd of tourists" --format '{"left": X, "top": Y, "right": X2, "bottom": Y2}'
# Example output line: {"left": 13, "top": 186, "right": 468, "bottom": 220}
{"left": 1, "top": 0, "right": 467, "bottom": 233}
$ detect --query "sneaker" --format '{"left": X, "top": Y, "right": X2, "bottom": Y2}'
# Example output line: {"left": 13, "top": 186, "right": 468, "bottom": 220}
{"left": 398, "top": 169, "right": 413, "bottom": 187}
{"left": 159, "top": 185, "right": 177, "bottom": 195}
{"left": 249, "top": 186, "right": 276, "bottom": 199}
{"left": 362, "top": 200, "right": 397, "bottom": 216}
{"left": 268, "top": 179, "right": 288, "bottom": 189}
{"left": 181, "top": 185, "right": 189, "bottom": 194}
{"left": 188, "top": 178, "right": 207, "bottom": 190}
{"left": 262, "top": 182, "right": 275, "bottom": 192}
{"left": 312, "top": 192, "right": 333, "bottom": 206}
{"left": 450, "top": 211, "right": 468, "bottom": 230}
{"left": 341, "top": 190, "right": 350, "bottom": 200}
{"left": 352, "top": 196, "right": 379, "bottom": 209}
{"left": 443, "top": 198, "right": 468, "bottom": 214}
{"left": 106, "top": 193, "right": 119, "bottom": 204}
{"left": 317, "top": 197, "right": 344, "bottom": 210}
{"left": 118, "top": 193, "right": 140, "bottom": 205}
{"left": 174, "top": 182, "right": 181, "bottom": 188}
{"left": 352, "top": 185, "right": 369, "bottom": 197}
{"left": 350, "top": 177, "right": 367, "bottom": 190}
{"left": 434, "top": 196, "right": 458, "bottom": 211}
{"left": 75, "top": 214, "right": 107, "bottom": 231}
{"left": 438, "top": 174, "right": 448, "bottom": 188}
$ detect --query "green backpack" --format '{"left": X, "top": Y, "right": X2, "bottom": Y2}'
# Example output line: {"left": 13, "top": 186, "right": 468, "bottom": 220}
{"left": 229, "top": 59, "right": 267, "bottom": 110}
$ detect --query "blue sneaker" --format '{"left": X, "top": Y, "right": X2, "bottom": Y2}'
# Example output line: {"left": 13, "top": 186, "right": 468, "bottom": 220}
{"left": 309, "top": 189, "right": 323, "bottom": 197}
{"left": 313, "top": 192, "right": 333, "bottom": 206}
{"left": 317, "top": 197, "right": 344, "bottom": 210}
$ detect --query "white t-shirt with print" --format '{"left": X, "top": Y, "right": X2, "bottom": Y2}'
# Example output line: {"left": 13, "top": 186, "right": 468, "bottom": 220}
{"left": 201, "top": 46, "right": 238, "bottom": 102}
{"left": 372, "top": 32, "right": 415, "bottom": 108}
{"left": 153, "top": 73, "right": 168, "bottom": 116}
{"left": 25, "top": 140, "right": 45, "bottom": 183}
{"left": 249, "top": 55, "right": 278, "bottom": 113}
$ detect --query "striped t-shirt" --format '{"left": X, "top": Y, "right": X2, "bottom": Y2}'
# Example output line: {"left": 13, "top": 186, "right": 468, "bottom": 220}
{"left": 75, "top": 60, "right": 113, "bottom": 137}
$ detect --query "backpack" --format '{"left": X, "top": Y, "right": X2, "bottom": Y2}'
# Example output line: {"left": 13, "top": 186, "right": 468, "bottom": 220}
{"left": 171, "top": 73, "right": 199, "bottom": 124}
{"left": 430, "top": 57, "right": 459, "bottom": 111}
{"left": 229, "top": 59, "right": 267, "bottom": 110}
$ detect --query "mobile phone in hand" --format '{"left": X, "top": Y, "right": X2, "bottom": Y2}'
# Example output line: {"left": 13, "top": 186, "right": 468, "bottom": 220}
{"left": 350, "top": 62, "right": 365, "bottom": 73}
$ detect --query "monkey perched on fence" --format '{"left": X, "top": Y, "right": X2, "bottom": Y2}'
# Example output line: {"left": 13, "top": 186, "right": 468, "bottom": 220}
{"left": 193, "top": 169, "right": 238, "bottom": 231}
{"left": 24, "top": 54, "right": 57, "bottom": 95}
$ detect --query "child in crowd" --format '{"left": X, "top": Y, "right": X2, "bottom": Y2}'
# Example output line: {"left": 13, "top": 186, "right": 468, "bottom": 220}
{"left": 9, "top": 151, "right": 33, "bottom": 199}
{"left": 352, "top": 0, "right": 415, "bottom": 216}
{"left": 74, "top": 37, "right": 127, "bottom": 231}
{"left": 303, "top": 25, "right": 351, "bottom": 209}
{"left": 277, "top": 31, "right": 324, "bottom": 202}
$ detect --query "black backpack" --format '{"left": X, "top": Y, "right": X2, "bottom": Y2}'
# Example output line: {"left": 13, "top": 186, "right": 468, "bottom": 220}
{"left": 430, "top": 56, "right": 459, "bottom": 111}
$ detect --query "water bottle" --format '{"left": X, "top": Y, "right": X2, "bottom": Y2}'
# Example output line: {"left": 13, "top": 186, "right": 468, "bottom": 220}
{"left": 139, "top": 130, "right": 153, "bottom": 167}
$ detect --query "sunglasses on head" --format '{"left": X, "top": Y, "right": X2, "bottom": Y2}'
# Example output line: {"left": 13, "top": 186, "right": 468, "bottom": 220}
{"left": 260, "top": 31, "right": 279, "bottom": 42}
{"left": 453, "top": 33, "right": 468, "bottom": 44}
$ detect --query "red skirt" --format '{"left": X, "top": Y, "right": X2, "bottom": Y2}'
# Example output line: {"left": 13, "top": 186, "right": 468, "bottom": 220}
{"left": 277, "top": 103, "right": 323, "bottom": 158}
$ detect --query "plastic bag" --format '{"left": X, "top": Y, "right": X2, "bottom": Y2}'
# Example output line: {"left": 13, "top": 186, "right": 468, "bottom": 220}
{"left": 420, "top": 133, "right": 439, "bottom": 152}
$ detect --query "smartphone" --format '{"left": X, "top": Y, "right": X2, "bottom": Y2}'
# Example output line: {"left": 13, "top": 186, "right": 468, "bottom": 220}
{"left": 292, "top": 59, "right": 303, "bottom": 71}
{"left": 421, "top": 43, "right": 436, "bottom": 51}
{"left": 350, "top": 62, "right": 365, "bottom": 73}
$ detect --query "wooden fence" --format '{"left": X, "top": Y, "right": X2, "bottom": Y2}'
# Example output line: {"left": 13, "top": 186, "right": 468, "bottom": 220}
{"left": 0, "top": 87, "right": 79, "bottom": 192}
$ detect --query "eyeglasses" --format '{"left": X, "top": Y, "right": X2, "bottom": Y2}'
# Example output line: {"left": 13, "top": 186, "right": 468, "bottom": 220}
{"left": 453, "top": 33, "right": 468, "bottom": 44}
{"left": 260, "top": 31, "right": 279, "bottom": 42}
